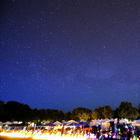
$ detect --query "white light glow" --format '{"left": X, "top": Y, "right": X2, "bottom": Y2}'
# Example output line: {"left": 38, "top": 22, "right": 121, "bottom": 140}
{"left": 0, "top": 131, "right": 88, "bottom": 140}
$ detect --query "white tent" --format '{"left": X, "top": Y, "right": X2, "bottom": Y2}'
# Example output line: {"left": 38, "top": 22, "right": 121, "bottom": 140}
{"left": 53, "top": 121, "right": 62, "bottom": 126}
{"left": 90, "top": 119, "right": 113, "bottom": 127}
{"left": 65, "top": 122, "right": 80, "bottom": 128}
{"left": 119, "top": 118, "right": 129, "bottom": 124}
{"left": 13, "top": 121, "right": 18, "bottom": 124}
{"left": 66, "top": 120, "right": 79, "bottom": 124}
{"left": 4, "top": 121, "right": 12, "bottom": 125}
{"left": 132, "top": 120, "right": 140, "bottom": 126}
{"left": 100, "top": 119, "right": 110, "bottom": 123}
{"left": 90, "top": 120, "right": 100, "bottom": 126}
{"left": 108, "top": 118, "right": 114, "bottom": 123}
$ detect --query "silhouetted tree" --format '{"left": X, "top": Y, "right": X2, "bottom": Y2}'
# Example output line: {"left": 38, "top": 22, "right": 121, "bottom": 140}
{"left": 71, "top": 107, "right": 92, "bottom": 121}
{"left": 4, "top": 101, "right": 32, "bottom": 121}
{"left": 59, "top": 110, "right": 64, "bottom": 121}
{"left": 92, "top": 105, "right": 114, "bottom": 119}
{"left": 138, "top": 104, "right": 140, "bottom": 118}
{"left": 32, "top": 108, "right": 40, "bottom": 122}
{"left": 118, "top": 101, "right": 139, "bottom": 119}
{"left": 1, "top": 99, "right": 139, "bottom": 122}
{"left": 102, "top": 105, "right": 114, "bottom": 119}
{"left": 114, "top": 108, "right": 119, "bottom": 119}
{"left": 64, "top": 111, "right": 71, "bottom": 121}
{"left": 92, "top": 106, "right": 104, "bottom": 119}
{"left": 22, "top": 104, "right": 32, "bottom": 121}
{"left": 77, "top": 112, "right": 91, "bottom": 121}
{"left": 47, "top": 109, "right": 59, "bottom": 121}
{"left": 38, "top": 109, "right": 48, "bottom": 122}
{"left": 0, "top": 100, "right": 4, "bottom": 121}
{"left": 91, "top": 108, "right": 100, "bottom": 120}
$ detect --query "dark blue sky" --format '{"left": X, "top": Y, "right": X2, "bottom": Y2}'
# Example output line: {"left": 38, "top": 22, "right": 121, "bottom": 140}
{"left": 0, "top": 0, "right": 140, "bottom": 112}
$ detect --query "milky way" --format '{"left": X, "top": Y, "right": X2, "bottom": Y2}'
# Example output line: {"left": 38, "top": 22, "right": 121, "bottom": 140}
{"left": 0, "top": 0, "right": 140, "bottom": 112}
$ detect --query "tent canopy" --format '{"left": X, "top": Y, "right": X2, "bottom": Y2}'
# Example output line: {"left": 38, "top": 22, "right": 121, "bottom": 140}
{"left": 53, "top": 121, "right": 62, "bottom": 126}
{"left": 43, "top": 122, "right": 55, "bottom": 126}
{"left": 79, "top": 122, "right": 89, "bottom": 127}
{"left": 65, "top": 122, "right": 80, "bottom": 127}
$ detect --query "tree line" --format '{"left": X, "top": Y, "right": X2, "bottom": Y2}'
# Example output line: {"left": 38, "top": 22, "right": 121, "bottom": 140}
{"left": 0, "top": 100, "right": 140, "bottom": 122}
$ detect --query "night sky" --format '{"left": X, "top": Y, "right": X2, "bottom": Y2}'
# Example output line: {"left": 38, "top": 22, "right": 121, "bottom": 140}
{"left": 0, "top": 0, "right": 140, "bottom": 112}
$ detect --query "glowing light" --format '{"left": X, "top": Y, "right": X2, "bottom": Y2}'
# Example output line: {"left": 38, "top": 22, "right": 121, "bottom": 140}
{"left": 0, "top": 132, "right": 31, "bottom": 138}
{"left": 125, "top": 125, "right": 128, "bottom": 129}
{"left": 105, "top": 133, "right": 108, "bottom": 138}
{"left": 113, "top": 134, "right": 117, "bottom": 139}
{"left": 0, "top": 131, "right": 87, "bottom": 140}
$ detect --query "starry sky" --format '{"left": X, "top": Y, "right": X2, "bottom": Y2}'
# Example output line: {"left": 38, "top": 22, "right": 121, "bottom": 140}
{"left": 0, "top": 0, "right": 140, "bottom": 112}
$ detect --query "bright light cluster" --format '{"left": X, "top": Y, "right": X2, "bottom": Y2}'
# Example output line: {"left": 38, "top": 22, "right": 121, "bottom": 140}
{"left": 0, "top": 131, "right": 88, "bottom": 140}
{"left": 0, "top": 132, "right": 31, "bottom": 138}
